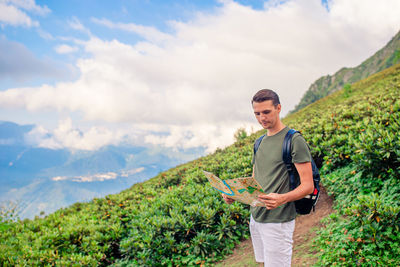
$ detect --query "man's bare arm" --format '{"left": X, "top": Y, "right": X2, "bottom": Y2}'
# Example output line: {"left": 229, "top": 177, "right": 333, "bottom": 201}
{"left": 257, "top": 162, "right": 314, "bottom": 210}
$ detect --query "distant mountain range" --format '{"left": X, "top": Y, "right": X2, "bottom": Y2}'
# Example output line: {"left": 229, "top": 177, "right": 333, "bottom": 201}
{"left": 0, "top": 121, "right": 205, "bottom": 219}
{"left": 292, "top": 29, "right": 400, "bottom": 113}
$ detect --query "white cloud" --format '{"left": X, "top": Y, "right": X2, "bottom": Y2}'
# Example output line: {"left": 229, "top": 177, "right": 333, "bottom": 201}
{"left": 0, "top": 0, "right": 50, "bottom": 27}
{"left": 0, "top": 2, "right": 37, "bottom": 27}
{"left": 2, "top": 0, "right": 400, "bottom": 152}
{"left": 144, "top": 123, "right": 257, "bottom": 152}
{"left": 37, "top": 28, "right": 54, "bottom": 40}
{"left": 52, "top": 173, "right": 118, "bottom": 182}
{"left": 68, "top": 16, "right": 85, "bottom": 31}
{"left": 92, "top": 18, "right": 172, "bottom": 43}
{"left": 68, "top": 16, "right": 92, "bottom": 36}
{"left": 24, "top": 125, "right": 61, "bottom": 149}
{"left": 5, "top": 0, "right": 50, "bottom": 15}
{"left": 55, "top": 44, "right": 79, "bottom": 54}
{"left": 52, "top": 168, "right": 145, "bottom": 182}
{"left": 328, "top": 0, "right": 400, "bottom": 35}
{"left": 121, "top": 167, "right": 145, "bottom": 177}
{"left": 25, "top": 118, "right": 127, "bottom": 151}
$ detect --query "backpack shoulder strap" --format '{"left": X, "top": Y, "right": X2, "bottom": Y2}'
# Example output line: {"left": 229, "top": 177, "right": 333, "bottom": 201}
{"left": 282, "top": 128, "right": 299, "bottom": 190}
{"left": 282, "top": 128, "right": 299, "bottom": 164}
{"left": 253, "top": 134, "right": 265, "bottom": 155}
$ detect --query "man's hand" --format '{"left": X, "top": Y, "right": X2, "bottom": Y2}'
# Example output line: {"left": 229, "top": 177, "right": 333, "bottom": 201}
{"left": 222, "top": 194, "right": 235, "bottom": 204}
{"left": 257, "top": 193, "right": 287, "bottom": 210}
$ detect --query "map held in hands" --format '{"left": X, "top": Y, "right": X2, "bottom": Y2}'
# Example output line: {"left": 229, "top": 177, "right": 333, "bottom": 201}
{"left": 203, "top": 171, "right": 266, "bottom": 207}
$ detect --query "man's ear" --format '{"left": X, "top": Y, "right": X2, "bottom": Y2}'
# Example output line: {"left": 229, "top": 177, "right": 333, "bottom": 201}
{"left": 276, "top": 104, "right": 281, "bottom": 112}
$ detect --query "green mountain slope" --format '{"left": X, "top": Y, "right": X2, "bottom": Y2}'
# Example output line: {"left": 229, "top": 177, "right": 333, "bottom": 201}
{"left": 292, "top": 29, "right": 400, "bottom": 113}
{"left": 1, "top": 64, "right": 400, "bottom": 266}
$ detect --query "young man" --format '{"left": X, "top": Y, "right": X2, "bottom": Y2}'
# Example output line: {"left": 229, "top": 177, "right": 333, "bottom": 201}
{"left": 222, "top": 89, "right": 314, "bottom": 266}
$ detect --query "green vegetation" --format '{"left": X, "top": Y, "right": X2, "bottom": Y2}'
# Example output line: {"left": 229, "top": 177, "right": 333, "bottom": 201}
{"left": 292, "top": 29, "right": 400, "bottom": 113}
{"left": 0, "top": 138, "right": 256, "bottom": 266}
{"left": 0, "top": 201, "right": 20, "bottom": 232}
{"left": 343, "top": 83, "right": 352, "bottom": 98}
{"left": 284, "top": 64, "right": 400, "bottom": 266}
{"left": 1, "top": 63, "right": 400, "bottom": 266}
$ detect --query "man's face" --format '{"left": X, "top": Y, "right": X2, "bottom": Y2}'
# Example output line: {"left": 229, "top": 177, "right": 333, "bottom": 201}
{"left": 252, "top": 100, "right": 281, "bottom": 129}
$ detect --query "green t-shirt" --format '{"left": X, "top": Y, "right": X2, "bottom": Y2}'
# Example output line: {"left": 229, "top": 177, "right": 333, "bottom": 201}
{"left": 251, "top": 126, "right": 311, "bottom": 223}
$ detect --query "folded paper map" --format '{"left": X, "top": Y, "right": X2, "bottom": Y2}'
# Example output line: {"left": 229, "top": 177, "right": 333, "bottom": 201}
{"left": 203, "top": 171, "right": 266, "bottom": 207}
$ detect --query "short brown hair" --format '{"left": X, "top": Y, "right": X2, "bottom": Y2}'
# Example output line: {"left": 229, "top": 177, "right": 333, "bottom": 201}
{"left": 252, "top": 89, "right": 280, "bottom": 106}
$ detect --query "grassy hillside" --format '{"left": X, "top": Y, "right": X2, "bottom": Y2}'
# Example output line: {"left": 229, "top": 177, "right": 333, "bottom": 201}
{"left": 292, "top": 29, "right": 400, "bottom": 113}
{"left": 1, "top": 64, "right": 400, "bottom": 266}
{"left": 284, "top": 64, "right": 400, "bottom": 265}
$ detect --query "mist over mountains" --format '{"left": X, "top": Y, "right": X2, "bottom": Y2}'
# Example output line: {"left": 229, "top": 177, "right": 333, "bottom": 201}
{"left": 0, "top": 121, "right": 205, "bottom": 219}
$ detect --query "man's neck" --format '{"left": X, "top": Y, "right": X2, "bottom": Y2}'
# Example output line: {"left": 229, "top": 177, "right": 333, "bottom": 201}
{"left": 266, "top": 121, "right": 286, "bottom": 136}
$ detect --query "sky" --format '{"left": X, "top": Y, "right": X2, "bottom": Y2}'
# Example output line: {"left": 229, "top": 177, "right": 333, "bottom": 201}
{"left": 1, "top": 0, "right": 400, "bottom": 153}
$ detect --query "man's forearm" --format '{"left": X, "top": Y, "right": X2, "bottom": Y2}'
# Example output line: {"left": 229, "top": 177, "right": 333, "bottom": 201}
{"left": 257, "top": 161, "right": 314, "bottom": 209}
{"left": 280, "top": 181, "right": 314, "bottom": 203}
{"left": 282, "top": 161, "right": 314, "bottom": 203}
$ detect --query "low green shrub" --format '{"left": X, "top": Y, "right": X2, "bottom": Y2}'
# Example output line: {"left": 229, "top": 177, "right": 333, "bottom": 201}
{"left": 314, "top": 192, "right": 400, "bottom": 266}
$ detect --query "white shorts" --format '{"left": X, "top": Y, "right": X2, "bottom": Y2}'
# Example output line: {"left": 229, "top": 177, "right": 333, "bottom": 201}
{"left": 249, "top": 215, "right": 295, "bottom": 267}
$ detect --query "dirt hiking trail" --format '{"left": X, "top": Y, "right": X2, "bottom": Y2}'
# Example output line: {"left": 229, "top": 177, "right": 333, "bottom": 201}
{"left": 215, "top": 186, "right": 334, "bottom": 267}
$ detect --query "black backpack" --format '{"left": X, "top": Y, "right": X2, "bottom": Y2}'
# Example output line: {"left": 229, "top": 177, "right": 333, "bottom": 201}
{"left": 253, "top": 128, "right": 320, "bottom": 215}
